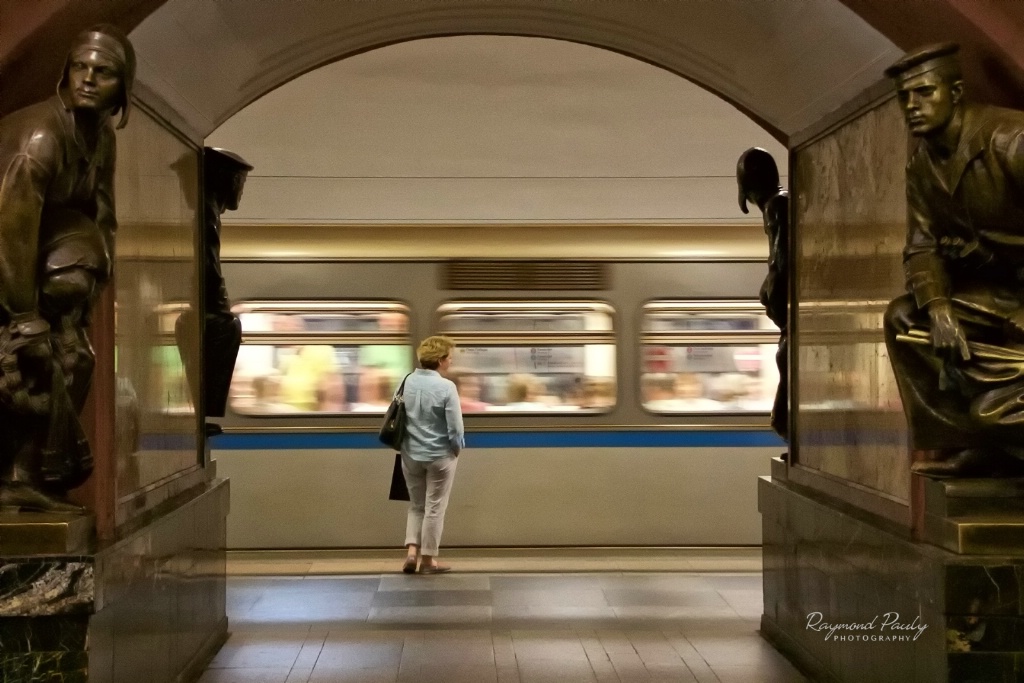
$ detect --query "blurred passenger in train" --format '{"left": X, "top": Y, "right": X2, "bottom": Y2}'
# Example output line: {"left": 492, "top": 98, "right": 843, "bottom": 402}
{"left": 315, "top": 373, "right": 347, "bottom": 412}
{"left": 641, "top": 373, "right": 677, "bottom": 410}
{"left": 400, "top": 336, "right": 465, "bottom": 574}
{"left": 449, "top": 371, "right": 490, "bottom": 413}
{"left": 504, "top": 373, "right": 547, "bottom": 409}
{"left": 280, "top": 344, "right": 337, "bottom": 411}
{"left": 708, "top": 373, "right": 752, "bottom": 410}
{"left": 352, "top": 367, "right": 394, "bottom": 412}
{"left": 581, "top": 377, "right": 616, "bottom": 409}
{"left": 250, "top": 375, "right": 299, "bottom": 414}
{"left": 672, "top": 372, "right": 722, "bottom": 411}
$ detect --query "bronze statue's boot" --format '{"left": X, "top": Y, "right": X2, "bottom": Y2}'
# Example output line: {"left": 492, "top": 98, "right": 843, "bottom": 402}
{"left": 205, "top": 422, "right": 223, "bottom": 438}
{"left": 911, "top": 448, "right": 995, "bottom": 478}
{"left": 0, "top": 483, "right": 84, "bottom": 514}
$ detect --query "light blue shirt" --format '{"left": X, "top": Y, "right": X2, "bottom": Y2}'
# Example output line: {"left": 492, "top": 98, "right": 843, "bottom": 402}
{"left": 401, "top": 369, "right": 465, "bottom": 461}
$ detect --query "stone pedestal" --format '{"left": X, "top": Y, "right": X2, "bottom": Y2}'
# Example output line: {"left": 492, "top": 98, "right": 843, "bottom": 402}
{"left": 0, "top": 479, "right": 229, "bottom": 683}
{"left": 760, "top": 463, "right": 1024, "bottom": 683}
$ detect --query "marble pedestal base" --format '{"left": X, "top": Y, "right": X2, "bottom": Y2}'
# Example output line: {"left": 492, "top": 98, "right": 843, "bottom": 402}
{"left": 0, "top": 479, "right": 229, "bottom": 683}
{"left": 760, "top": 470, "right": 1024, "bottom": 683}
{"left": 0, "top": 512, "right": 94, "bottom": 555}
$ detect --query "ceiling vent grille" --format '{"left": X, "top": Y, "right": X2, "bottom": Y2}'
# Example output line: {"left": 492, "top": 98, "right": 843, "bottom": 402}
{"left": 441, "top": 260, "right": 608, "bottom": 290}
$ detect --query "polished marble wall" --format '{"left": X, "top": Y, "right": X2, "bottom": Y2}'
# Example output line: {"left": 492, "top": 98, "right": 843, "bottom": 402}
{"left": 761, "top": 473, "right": 1024, "bottom": 682}
{"left": 0, "top": 480, "right": 227, "bottom": 683}
{"left": 113, "top": 106, "right": 203, "bottom": 527}
{"left": 88, "top": 480, "right": 228, "bottom": 683}
{"left": 792, "top": 96, "right": 910, "bottom": 503}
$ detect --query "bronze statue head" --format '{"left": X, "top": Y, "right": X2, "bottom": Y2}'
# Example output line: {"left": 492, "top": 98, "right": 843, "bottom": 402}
{"left": 886, "top": 43, "right": 963, "bottom": 139}
{"left": 58, "top": 24, "right": 136, "bottom": 129}
{"left": 736, "top": 147, "right": 780, "bottom": 214}
{"left": 204, "top": 147, "right": 254, "bottom": 212}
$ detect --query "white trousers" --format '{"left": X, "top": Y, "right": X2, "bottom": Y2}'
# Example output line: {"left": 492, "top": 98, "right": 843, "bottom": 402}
{"left": 402, "top": 453, "right": 458, "bottom": 556}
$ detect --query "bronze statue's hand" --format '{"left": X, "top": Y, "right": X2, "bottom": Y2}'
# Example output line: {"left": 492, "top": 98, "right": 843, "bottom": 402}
{"left": 927, "top": 300, "right": 971, "bottom": 361}
{"left": 0, "top": 325, "right": 52, "bottom": 414}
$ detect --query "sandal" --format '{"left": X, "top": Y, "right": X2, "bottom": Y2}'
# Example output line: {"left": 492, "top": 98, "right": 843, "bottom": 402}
{"left": 402, "top": 557, "right": 418, "bottom": 574}
{"left": 419, "top": 564, "right": 451, "bottom": 574}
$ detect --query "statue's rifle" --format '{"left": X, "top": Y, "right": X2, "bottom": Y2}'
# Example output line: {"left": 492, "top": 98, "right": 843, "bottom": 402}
{"left": 896, "top": 327, "right": 1024, "bottom": 362}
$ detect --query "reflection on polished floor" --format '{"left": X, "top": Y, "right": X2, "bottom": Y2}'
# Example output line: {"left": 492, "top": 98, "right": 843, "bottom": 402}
{"left": 201, "top": 549, "right": 807, "bottom": 683}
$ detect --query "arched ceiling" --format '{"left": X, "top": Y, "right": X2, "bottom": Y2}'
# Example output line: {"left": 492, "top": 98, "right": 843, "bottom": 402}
{"left": 206, "top": 36, "right": 789, "bottom": 224}
{"left": 123, "top": 0, "right": 901, "bottom": 142}
{"left": 5, "top": 1, "right": 1024, "bottom": 144}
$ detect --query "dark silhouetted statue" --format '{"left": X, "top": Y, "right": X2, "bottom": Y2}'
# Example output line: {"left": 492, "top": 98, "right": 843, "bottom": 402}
{"left": 883, "top": 43, "right": 1024, "bottom": 477}
{"left": 0, "top": 26, "right": 135, "bottom": 512}
{"left": 737, "top": 147, "right": 789, "bottom": 441}
{"left": 176, "top": 148, "right": 250, "bottom": 428}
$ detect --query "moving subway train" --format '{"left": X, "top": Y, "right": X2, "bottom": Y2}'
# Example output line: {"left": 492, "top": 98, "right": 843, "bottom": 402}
{"left": 203, "top": 223, "right": 786, "bottom": 549}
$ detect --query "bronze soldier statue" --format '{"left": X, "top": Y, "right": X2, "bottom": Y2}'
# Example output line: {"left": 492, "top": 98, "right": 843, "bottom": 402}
{"left": 737, "top": 148, "right": 789, "bottom": 440}
{"left": 177, "top": 148, "right": 250, "bottom": 428}
{"left": 883, "top": 43, "right": 1024, "bottom": 477}
{"left": 0, "top": 25, "right": 135, "bottom": 512}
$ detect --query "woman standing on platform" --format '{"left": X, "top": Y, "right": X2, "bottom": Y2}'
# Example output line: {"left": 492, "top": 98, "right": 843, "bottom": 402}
{"left": 400, "top": 336, "right": 465, "bottom": 574}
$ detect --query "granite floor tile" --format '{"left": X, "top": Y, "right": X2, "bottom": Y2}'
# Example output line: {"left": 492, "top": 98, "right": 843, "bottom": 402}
{"left": 662, "top": 632, "right": 719, "bottom": 683}
{"left": 208, "top": 634, "right": 307, "bottom": 669}
{"left": 711, "top": 662, "right": 807, "bottom": 682}
{"left": 511, "top": 631, "right": 590, "bottom": 662}
{"left": 378, "top": 574, "right": 491, "bottom": 592}
{"left": 492, "top": 604, "right": 619, "bottom": 624}
{"left": 493, "top": 588, "right": 609, "bottom": 607}
{"left": 285, "top": 668, "right": 313, "bottom": 683}
{"left": 307, "top": 665, "right": 399, "bottom": 682}
{"left": 497, "top": 664, "right": 522, "bottom": 683}
{"left": 372, "top": 589, "right": 491, "bottom": 607}
{"left": 315, "top": 633, "right": 405, "bottom": 669}
{"left": 197, "top": 668, "right": 293, "bottom": 683}
{"left": 204, "top": 555, "right": 797, "bottom": 683}
{"left": 491, "top": 575, "right": 609, "bottom": 591}
{"left": 397, "top": 663, "right": 499, "bottom": 683}
{"left": 294, "top": 632, "right": 327, "bottom": 668}
{"left": 604, "top": 589, "right": 731, "bottom": 608}
{"left": 368, "top": 605, "right": 493, "bottom": 625}
{"left": 516, "top": 658, "right": 598, "bottom": 683}
{"left": 687, "top": 635, "right": 793, "bottom": 667}
{"left": 400, "top": 630, "right": 496, "bottom": 666}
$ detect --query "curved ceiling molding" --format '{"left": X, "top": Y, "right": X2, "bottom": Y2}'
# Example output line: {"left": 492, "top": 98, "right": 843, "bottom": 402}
{"left": 128, "top": 0, "right": 902, "bottom": 141}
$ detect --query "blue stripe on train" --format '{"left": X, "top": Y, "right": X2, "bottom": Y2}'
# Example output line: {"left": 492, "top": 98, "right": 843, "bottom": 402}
{"left": 210, "top": 430, "right": 785, "bottom": 450}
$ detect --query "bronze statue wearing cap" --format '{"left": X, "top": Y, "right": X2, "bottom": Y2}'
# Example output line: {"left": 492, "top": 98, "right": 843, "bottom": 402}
{"left": 176, "top": 148, "right": 252, "bottom": 426}
{"left": 0, "top": 25, "right": 135, "bottom": 512}
{"left": 737, "top": 148, "right": 789, "bottom": 440}
{"left": 883, "top": 43, "right": 1024, "bottom": 477}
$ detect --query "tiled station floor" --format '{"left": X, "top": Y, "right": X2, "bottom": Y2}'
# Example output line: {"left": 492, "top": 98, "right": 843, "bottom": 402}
{"left": 200, "top": 549, "right": 807, "bottom": 683}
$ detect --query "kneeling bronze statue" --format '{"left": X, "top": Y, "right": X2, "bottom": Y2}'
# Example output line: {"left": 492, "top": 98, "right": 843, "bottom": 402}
{"left": 0, "top": 25, "right": 135, "bottom": 512}
{"left": 883, "top": 43, "right": 1024, "bottom": 478}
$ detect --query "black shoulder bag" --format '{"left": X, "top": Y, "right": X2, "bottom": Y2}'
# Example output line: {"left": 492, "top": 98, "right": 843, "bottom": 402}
{"left": 378, "top": 374, "right": 411, "bottom": 450}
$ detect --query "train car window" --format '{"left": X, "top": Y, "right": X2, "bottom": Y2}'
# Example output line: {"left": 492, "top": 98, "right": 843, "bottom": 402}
{"left": 228, "top": 301, "right": 413, "bottom": 416}
{"left": 437, "top": 302, "right": 616, "bottom": 413}
{"left": 641, "top": 301, "right": 780, "bottom": 414}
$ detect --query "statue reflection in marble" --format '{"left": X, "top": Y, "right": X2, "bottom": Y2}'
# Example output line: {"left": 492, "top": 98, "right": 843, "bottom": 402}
{"left": 0, "top": 25, "right": 135, "bottom": 512}
{"left": 883, "top": 43, "right": 1024, "bottom": 478}
{"left": 737, "top": 147, "right": 789, "bottom": 440}
{"left": 176, "top": 148, "right": 250, "bottom": 431}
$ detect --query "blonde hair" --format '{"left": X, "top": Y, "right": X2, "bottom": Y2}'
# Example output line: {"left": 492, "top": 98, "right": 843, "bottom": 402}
{"left": 507, "top": 374, "right": 539, "bottom": 403}
{"left": 417, "top": 335, "right": 455, "bottom": 369}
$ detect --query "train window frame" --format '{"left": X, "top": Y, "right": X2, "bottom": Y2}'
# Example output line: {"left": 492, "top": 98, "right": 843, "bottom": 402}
{"left": 639, "top": 299, "right": 780, "bottom": 416}
{"left": 228, "top": 300, "right": 414, "bottom": 417}
{"left": 435, "top": 300, "right": 618, "bottom": 415}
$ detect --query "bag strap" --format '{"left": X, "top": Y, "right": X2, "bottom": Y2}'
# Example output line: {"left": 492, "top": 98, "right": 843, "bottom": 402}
{"left": 395, "top": 373, "right": 412, "bottom": 399}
